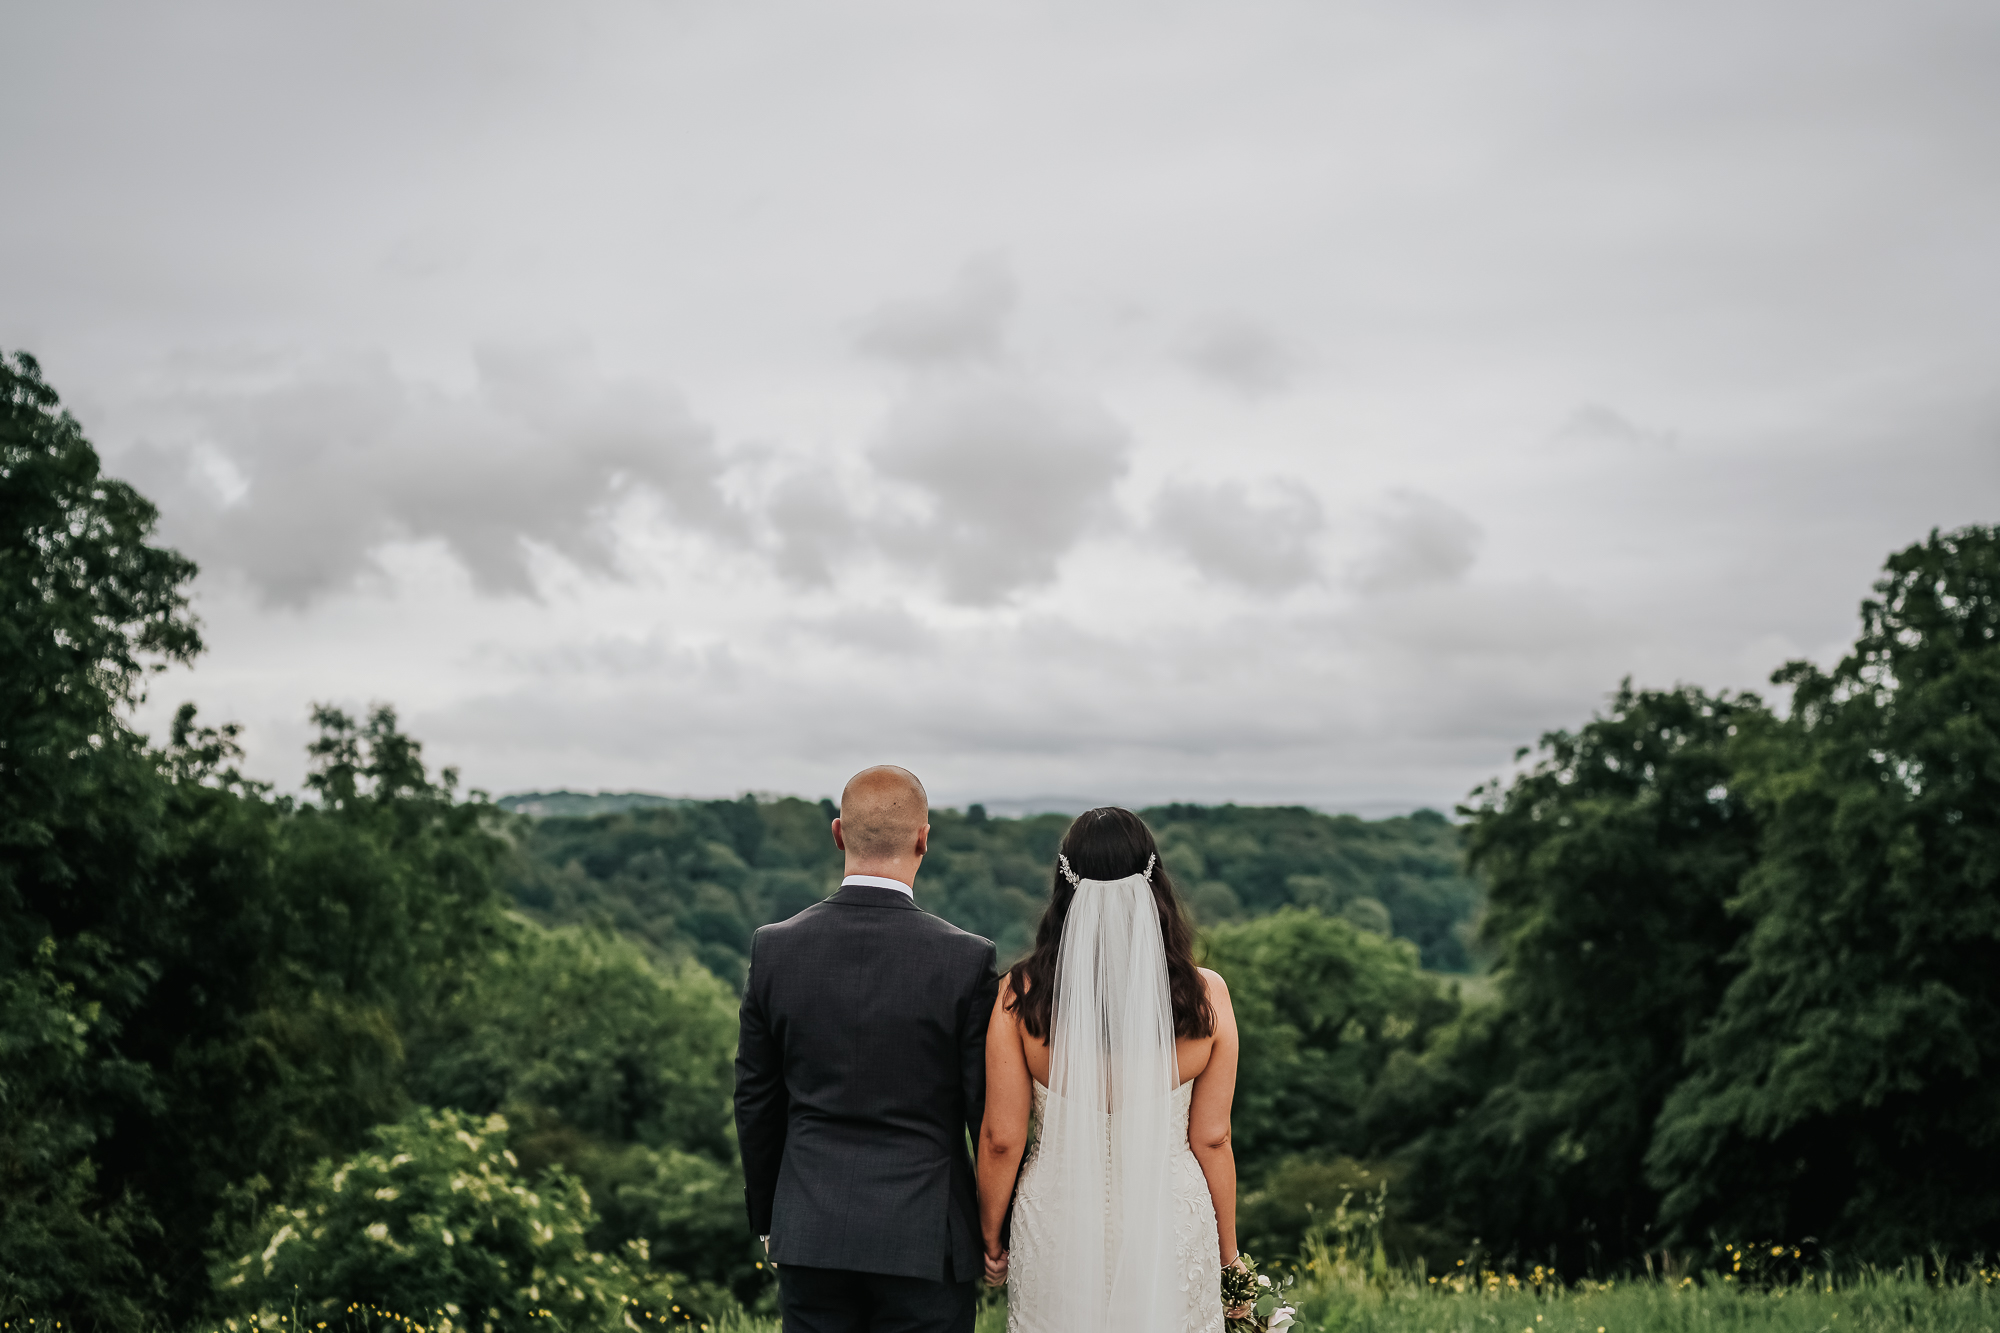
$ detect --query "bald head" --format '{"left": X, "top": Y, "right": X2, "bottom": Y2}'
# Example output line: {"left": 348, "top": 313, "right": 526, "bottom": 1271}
{"left": 836, "top": 765, "right": 930, "bottom": 863}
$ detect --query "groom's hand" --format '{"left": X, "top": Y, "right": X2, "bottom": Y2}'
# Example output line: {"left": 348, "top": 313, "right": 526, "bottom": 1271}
{"left": 983, "top": 1248, "right": 1009, "bottom": 1287}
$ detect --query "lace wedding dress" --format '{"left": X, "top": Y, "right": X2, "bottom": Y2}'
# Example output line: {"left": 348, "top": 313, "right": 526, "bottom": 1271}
{"left": 1006, "top": 1079, "right": 1224, "bottom": 1333}
{"left": 1002, "top": 854, "right": 1225, "bottom": 1333}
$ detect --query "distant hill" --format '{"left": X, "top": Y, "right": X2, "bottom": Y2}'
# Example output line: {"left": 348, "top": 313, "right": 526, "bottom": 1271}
{"left": 496, "top": 790, "right": 697, "bottom": 818}
{"left": 499, "top": 795, "right": 1485, "bottom": 990}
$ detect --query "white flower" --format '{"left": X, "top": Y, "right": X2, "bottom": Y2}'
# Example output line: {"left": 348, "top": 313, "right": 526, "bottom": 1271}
{"left": 1268, "top": 1306, "right": 1297, "bottom": 1333}
{"left": 261, "top": 1224, "right": 296, "bottom": 1264}
{"left": 1257, "top": 1275, "right": 1272, "bottom": 1287}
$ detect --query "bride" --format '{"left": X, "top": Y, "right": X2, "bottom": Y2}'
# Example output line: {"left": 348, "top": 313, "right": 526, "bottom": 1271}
{"left": 977, "top": 807, "right": 1241, "bottom": 1333}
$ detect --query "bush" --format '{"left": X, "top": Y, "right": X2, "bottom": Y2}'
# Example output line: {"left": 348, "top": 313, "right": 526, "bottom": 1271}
{"left": 1204, "top": 910, "right": 1457, "bottom": 1173}
{"left": 215, "top": 1108, "right": 674, "bottom": 1332}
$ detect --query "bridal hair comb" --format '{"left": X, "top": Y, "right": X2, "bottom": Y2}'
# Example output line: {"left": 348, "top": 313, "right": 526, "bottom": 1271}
{"left": 1057, "top": 852, "right": 1157, "bottom": 887}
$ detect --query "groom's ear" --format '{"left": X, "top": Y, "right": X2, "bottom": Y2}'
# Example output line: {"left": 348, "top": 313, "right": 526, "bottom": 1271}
{"left": 914, "top": 823, "right": 930, "bottom": 856}
{"left": 831, "top": 817, "right": 847, "bottom": 852}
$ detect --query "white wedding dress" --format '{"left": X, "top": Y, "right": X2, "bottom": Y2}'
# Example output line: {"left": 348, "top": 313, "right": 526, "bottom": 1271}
{"left": 1003, "top": 858, "right": 1225, "bottom": 1333}
{"left": 1007, "top": 1079, "right": 1225, "bottom": 1333}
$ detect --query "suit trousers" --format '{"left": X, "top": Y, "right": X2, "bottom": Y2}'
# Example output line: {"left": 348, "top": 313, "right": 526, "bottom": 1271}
{"left": 776, "top": 1263, "right": 976, "bottom": 1333}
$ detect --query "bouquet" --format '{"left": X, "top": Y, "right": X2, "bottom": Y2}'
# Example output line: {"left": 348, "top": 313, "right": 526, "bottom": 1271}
{"left": 1221, "top": 1252, "right": 1296, "bottom": 1333}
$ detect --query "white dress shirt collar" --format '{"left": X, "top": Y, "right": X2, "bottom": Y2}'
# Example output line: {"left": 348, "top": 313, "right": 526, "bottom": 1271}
{"left": 840, "top": 873, "right": 914, "bottom": 899}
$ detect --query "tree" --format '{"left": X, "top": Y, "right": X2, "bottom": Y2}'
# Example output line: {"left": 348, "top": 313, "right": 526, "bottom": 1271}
{"left": 405, "top": 922, "right": 758, "bottom": 1305}
{"left": 1379, "top": 684, "right": 1764, "bottom": 1270}
{"left": 1649, "top": 526, "right": 2000, "bottom": 1257}
{"left": 410, "top": 924, "right": 736, "bottom": 1160}
{"left": 0, "top": 941, "right": 155, "bottom": 1329}
{"left": 1, "top": 350, "right": 200, "bottom": 1328}
{"left": 129, "top": 705, "right": 510, "bottom": 1309}
{"left": 0, "top": 350, "right": 200, "bottom": 950}
{"left": 1204, "top": 909, "right": 1456, "bottom": 1174}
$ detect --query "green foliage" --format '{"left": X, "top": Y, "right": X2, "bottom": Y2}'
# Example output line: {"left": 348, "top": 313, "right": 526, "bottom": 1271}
{"left": 505, "top": 800, "right": 1486, "bottom": 992}
{"left": 411, "top": 924, "right": 736, "bottom": 1159}
{"left": 1237, "top": 1158, "right": 1431, "bottom": 1272}
{"left": 503, "top": 1129, "right": 758, "bottom": 1306}
{"left": 1278, "top": 1264, "right": 2000, "bottom": 1333}
{"left": 216, "top": 1108, "right": 671, "bottom": 1332}
{"left": 1205, "top": 910, "right": 1458, "bottom": 1174}
{"left": 1, "top": 350, "right": 202, "bottom": 1327}
{"left": 1155, "top": 806, "right": 1482, "bottom": 971}
{"left": 1379, "top": 684, "right": 1765, "bottom": 1267}
{"left": 1369, "top": 525, "right": 2000, "bottom": 1271}
{"left": 1648, "top": 526, "right": 2000, "bottom": 1258}
{"left": 0, "top": 939, "right": 155, "bottom": 1330}
{"left": 119, "top": 707, "right": 511, "bottom": 1317}
{"left": 0, "top": 349, "right": 199, "bottom": 872}
{"left": 404, "top": 922, "right": 761, "bottom": 1302}
{"left": 497, "top": 792, "right": 695, "bottom": 819}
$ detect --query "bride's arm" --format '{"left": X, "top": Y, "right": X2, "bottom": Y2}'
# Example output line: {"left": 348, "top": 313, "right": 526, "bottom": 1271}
{"left": 1188, "top": 968, "right": 1241, "bottom": 1266}
{"left": 976, "top": 978, "right": 1032, "bottom": 1281}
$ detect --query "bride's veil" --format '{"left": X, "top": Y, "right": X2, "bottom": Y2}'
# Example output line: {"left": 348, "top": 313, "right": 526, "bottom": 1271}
{"left": 1040, "top": 855, "right": 1178, "bottom": 1333}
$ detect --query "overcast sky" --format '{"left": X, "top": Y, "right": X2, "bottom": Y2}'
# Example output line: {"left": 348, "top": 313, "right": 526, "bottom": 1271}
{"left": 6, "top": 0, "right": 1997, "bottom": 813}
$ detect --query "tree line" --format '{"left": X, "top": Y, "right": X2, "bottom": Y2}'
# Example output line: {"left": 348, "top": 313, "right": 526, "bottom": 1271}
{"left": 4, "top": 350, "right": 1997, "bottom": 1329}
{"left": 498, "top": 791, "right": 1483, "bottom": 988}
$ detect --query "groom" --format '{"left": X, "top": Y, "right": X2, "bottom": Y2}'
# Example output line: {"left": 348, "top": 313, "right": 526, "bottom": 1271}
{"left": 735, "top": 765, "right": 1000, "bottom": 1333}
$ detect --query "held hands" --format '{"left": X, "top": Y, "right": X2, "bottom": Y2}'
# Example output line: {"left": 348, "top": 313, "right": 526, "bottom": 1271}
{"left": 983, "top": 1247, "right": 1010, "bottom": 1287}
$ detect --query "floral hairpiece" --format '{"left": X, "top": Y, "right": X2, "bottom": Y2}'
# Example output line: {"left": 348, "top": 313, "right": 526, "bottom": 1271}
{"left": 1057, "top": 852, "right": 1156, "bottom": 887}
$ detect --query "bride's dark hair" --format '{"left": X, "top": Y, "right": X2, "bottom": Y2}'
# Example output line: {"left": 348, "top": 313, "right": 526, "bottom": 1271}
{"left": 1006, "top": 807, "right": 1214, "bottom": 1041}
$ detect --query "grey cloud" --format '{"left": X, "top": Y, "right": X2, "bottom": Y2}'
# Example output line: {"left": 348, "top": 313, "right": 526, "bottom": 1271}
{"left": 1181, "top": 317, "right": 1298, "bottom": 396}
{"left": 1152, "top": 477, "right": 1323, "bottom": 591}
{"left": 869, "top": 371, "right": 1130, "bottom": 604}
{"left": 121, "top": 348, "right": 739, "bottom": 606}
{"left": 856, "top": 258, "right": 1015, "bottom": 368}
{"left": 1350, "top": 491, "right": 1482, "bottom": 593}
{"left": 846, "top": 261, "right": 1133, "bottom": 604}
{"left": 805, "top": 603, "right": 938, "bottom": 656}
{"left": 405, "top": 591, "right": 1630, "bottom": 816}
{"left": 22, "top": 0, "right": 1997, "bottom": 815}
{"left": 766, "top": 467, "right": 861, "bottom": 587}
{"left": 1552, "top": 404, "right": 1678, "bottom": 451}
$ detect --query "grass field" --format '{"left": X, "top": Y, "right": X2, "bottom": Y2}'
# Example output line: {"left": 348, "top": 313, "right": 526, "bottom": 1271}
{"left": 7, "top": 1252, "right": 1992, "bottom": 1333}
{"left": 707, "top": 1265, "right": 2000, "bottom": 1333}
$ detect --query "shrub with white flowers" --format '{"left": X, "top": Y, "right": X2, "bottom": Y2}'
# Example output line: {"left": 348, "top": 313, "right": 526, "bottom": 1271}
{"left": 214, "top": 1108, "right": 673, "bottom": 1332}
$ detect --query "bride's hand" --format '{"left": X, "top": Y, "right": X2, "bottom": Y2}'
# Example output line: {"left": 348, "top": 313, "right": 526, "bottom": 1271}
{"left": 983, "top": 1247, "right": 1010, "bottom": 1287}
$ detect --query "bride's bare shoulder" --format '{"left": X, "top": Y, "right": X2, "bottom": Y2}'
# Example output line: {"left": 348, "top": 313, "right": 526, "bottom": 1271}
{"left": 1196, "top": 968, "right": 1234, "bottom": 1013}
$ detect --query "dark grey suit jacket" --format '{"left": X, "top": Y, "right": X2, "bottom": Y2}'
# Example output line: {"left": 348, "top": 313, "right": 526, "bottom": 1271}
{"left": 735, "top": 884, "right": 999, "bottom": 1283}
